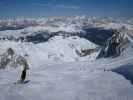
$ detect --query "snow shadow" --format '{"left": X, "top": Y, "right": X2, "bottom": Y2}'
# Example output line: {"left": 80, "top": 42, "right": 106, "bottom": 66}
{"left": 25, "top": 28, "right": 114, "bottom": 44}
{"left": 81, "top": 28, "right": 114, "bottom": 46}
{"left": 112, "top": 64, "right": 133, "bottom": 85}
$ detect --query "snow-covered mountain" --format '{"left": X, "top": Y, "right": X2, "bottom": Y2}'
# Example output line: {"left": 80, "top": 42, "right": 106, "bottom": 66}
{"left": 0, "top": 16, "right": 133, "bottom": 61}
{"left": 0, "top": 16, "right": 133, "bottom": 43}
{"left": 0, "top": 16, "right": 133, "bottom": 100}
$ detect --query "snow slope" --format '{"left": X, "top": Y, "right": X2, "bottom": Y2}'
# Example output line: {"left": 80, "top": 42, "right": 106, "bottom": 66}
{"left": 0, "top": 36, "right": 99, "bottom": 68}
{"left": 0, "top": 44, "right": 133, "bottom": 100}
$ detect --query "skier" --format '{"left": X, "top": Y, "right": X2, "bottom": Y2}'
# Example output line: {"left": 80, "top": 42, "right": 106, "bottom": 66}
{"left": 0, "top": 48, "right": 29, "bottom": 83}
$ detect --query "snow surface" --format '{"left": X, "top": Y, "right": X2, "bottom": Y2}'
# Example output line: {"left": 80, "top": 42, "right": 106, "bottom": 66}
{"left": 0, "top": 16, "right": 133, "bottom": 100}
{"left": 0, "top": 36, "right": 99, "bottom": 68}
{"left": 0, "top": 45, "right": 133, "bottom": 100}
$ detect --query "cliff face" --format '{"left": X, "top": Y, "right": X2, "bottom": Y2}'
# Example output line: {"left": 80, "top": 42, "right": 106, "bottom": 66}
{"left": 97, "top": 30, "right": 131, "bottom": 58}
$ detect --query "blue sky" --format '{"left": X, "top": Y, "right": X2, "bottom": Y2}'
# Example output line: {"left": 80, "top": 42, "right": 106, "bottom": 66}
{"left": 0, "top": 0, "right": 132, "bottom": 17}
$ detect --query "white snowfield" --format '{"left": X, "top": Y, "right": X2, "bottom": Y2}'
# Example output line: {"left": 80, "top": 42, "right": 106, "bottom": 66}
{"left": 0, "top": 36, "right": 98, "bottom": 66}
{"left": 0, "top": 44, "right": 133, "bottom": 100}
{"left": 0, "top": 16, "right": 133, "bottom": 100}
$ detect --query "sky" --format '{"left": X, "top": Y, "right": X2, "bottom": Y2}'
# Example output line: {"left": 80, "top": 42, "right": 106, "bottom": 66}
{"left": 0, "top": 0, "right": 132, "bottom": 17}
